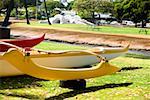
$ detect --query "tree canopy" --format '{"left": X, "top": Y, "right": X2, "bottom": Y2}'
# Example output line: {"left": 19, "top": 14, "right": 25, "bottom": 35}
{"left": 114, "top": 0, "right": 150, "bottom": 26}
{"left": 41, "top": 0, "right": 64, "bottom": 11}
{"left": 0, "top": 0, "right": 39, "bottom": 14}
{"left": 73, "top": 0, "right": 113, "bottom": 18}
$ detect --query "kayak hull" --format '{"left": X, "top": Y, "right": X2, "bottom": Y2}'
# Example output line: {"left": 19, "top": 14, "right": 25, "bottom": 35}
{"left": 0, "top": 45, "right": 128, "bottom": 77}
{"left": 0, "top": 34, "right": 45, "bottom": 52}
{"left": 0, "top": 60, "right": 22, "bottom": 77}
{"left": 2, "top": 49, "right": 121, "bottom": 80}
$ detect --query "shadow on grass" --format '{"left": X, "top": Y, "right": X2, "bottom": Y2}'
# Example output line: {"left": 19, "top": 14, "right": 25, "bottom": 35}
{"left": 120, "top": 67, "right": 143, "bottom": 71}
{"left": 46, "top": 82, "right": 132, "bottom": 100}
{"left": 125, "top": 53, "right": 150, "bottom": 59}
{"left": 0, "top": 92, "right": 40, "bottom": 99}
{"left": 0, "top": 75, "right": 48, "bottom": 90}
{"left": 0, "top": 82, "right": 132, "bottom": 99}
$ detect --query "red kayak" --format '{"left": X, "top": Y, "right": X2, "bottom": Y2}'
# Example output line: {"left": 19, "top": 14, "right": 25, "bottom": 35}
{"left": 0, "top": 34, "right": 45, "bottom": 52}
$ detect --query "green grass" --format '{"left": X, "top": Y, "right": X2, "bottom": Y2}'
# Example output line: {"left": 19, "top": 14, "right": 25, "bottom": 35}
{"left": 0, "top": 42, "right": 150, "bottom": 100}
{"left": 34, "top": 42, "right": 88, "bottom": 50}
{"left": 13, "top": 22, "right": 150, "bottom": 35}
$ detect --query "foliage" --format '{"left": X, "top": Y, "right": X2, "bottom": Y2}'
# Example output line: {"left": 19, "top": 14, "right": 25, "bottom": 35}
{"left": 40, "top": 0, "right": 64, "bottom": 17}
{"left": 1, "top": 0, "right": 15, "bottom": 27}
{"left": 67, "top": 1, "right": 75, "bottom": 10}
{"left": 114, "top": 0, "right": 150, "bottom": 25}
{"left": 0, "top": 0, "right": 37, "bottom": 10}
{"left": 43, "top": 0, "right": 51, "bottom": 25}
{"left": 73, "top": 0, "right": 113, "bottom": 18}
{"left": 40, "top": 0, "right": 75, "bottom": 17}
{"left": 42, "top": 0, "right": 64, "bottom": 10}
{"left": 0, "top": 0, "right": 10, "bottom": 10}
{"left": 0, "top": 0, "right": 40, "bottom": 19}
{"left": 11, "top": 7, "right": 37, "bottom": 19}
{"left": 100, "top": 1, "right": 114, "bottom": 13}
{"left": 113, "top": 0, "right": 124, "bottom": 22}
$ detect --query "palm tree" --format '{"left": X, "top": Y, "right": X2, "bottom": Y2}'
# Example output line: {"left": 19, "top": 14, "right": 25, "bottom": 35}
{"left": 0, "top": 0, "right": 14, "bottom": 39}
{"left": 2, "top": 0, "right": 14, "bottom": 27}
{"left": 43, "top": 0, "right": 51, "bottom": 25}
{"left": 24, "top": 0, "right": 30, "bottom": 24}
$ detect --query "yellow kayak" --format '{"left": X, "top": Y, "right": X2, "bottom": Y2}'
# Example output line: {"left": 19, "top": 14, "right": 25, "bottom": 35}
{"left": 0, "top": 42, "right": 129, "bottom": 77}
{"left": 1, "top": 49, "right": 120, "bottom": 80}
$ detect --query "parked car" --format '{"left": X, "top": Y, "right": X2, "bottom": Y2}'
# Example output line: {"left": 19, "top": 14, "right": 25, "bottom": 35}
{"left": 146, "top": 23, "right": 150, "bottom": 28}
{"left": 110, "top": 21, "right": 121, "bottom": 25}
{"left": 122, "top": 20, "right": 135, "bottom": 26}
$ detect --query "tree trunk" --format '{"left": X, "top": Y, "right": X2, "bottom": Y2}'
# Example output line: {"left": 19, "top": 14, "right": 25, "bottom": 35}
{"left": 92, "top": 11, "right": 95, "bottom": 19}
{"left": 15, "top": 3, "right": 19, "bottom": 20}
{"left": 141, "top": 20, "right": 146, "bottom": 28}
{"left": 92, "top": 11, "right": 95, "bottom": 22}
{"left": 0, "top": 0, "right": 14, "bottom": 39}
{"left": 2, "top": 0, "right": 14, "bottom": 27}
{"left": 135, "top": 23, "right": 137, "bottom": 27}
{"left": 24, "top": 0, "right": 30, "bottom": 24}
{"left": 44, "top": 0, "right": 51, "bottom": 25}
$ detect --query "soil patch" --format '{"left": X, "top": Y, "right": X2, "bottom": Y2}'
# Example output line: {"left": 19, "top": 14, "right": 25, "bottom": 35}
{"left": 11, "top": 26, "right": 150, "bottom": 51}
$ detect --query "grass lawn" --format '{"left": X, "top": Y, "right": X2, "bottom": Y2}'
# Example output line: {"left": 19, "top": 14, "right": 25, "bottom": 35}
{"left": 0, "top": 42, "right": 150, "bottom": 100}
{"left": 13, "top": 22, "right": 150, "bottom": 35}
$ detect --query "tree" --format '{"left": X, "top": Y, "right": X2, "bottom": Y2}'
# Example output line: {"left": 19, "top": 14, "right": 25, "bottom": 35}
{"left": 0, "top": 0, "right": 10, "bottom": 12}
{"left": 42, "top": 0, "right": 64, "bottom": 10}
{"left": 2, "top": 0, "right": 14, "bottom": 27}
{"left": 24, "top": 0, "right": 30, "bottom": 24}
{"left": 0, "top": 0, "right": 14, "bottom": 39}
{"left": 14, "top": 0, "right": 24, "bottom": 19}
{"left": 113, "top": 0, "right": 124, "bottom": 22}
{"left": 114, "top": 0, "right": 150, "bottom": 27}
{"left": 0, "top": 0, "right": 38, "bottom": 38}
{"left": 73, "top": 0, "right": 113, "bottom": 18}
{"left": 15, "top": 2, "right": 19, "bottom": 19}
{"left": 40, "top": 0, "right": 64, "bottom": 17}
{"left": 67, "top": 1, "right": 75, "bottom": 10}
{"left": 43, "top": 0, "right": 51, "bottom": 25}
